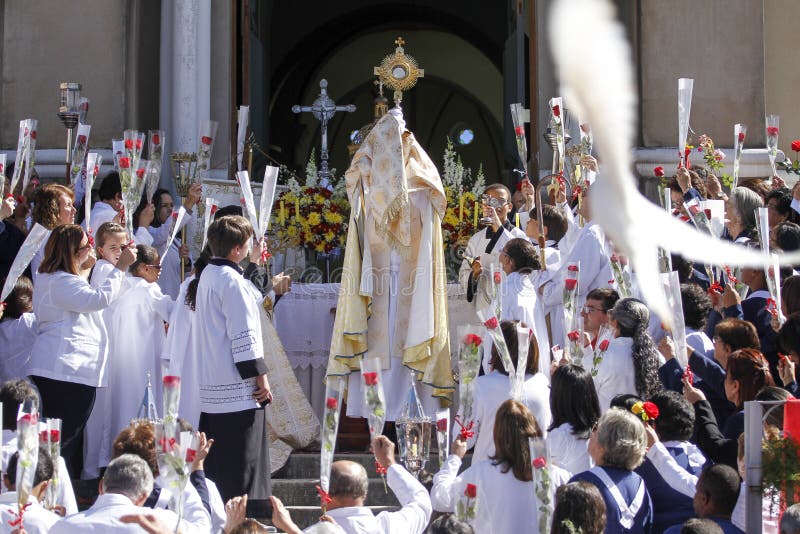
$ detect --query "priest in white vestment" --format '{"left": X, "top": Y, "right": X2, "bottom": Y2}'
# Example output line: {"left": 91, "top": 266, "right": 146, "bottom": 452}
{"left": 326, "top": 109, "right": 454, "bottom": 419}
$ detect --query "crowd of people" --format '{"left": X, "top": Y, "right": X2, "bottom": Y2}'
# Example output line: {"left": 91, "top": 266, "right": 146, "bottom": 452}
{"left": 3, "top": 154, "right": 800, "bottom": 533}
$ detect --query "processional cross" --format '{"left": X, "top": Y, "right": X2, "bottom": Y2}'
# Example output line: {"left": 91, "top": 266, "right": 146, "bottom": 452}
{"left": 292, "top": 79, "right": 356, "bottom": 184}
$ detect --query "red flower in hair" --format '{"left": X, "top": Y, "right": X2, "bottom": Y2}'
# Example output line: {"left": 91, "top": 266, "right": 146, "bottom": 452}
{"left": 436, "top": 418, "right": 448, "bottom": 432}
{"left": 362, "top": 372, "right": 379, "bottom": 386}
{"left": 483, "top": 317, "right": 499, "bottom": 330}
{"left": 532, "top": 456, "right": 547, "bottom": 469}
{"left": 464, "top": 484, "right": 477, "bottom": 498}
{"left": 325, "top": 397, "right": 338, "bottom": 410}
{"left": 767, "top": 126, "right": 780, "bottom": 137}
{"left": 564, "top": 279, "right": 578, "bottom": 291}
{"left": 163, "top": 375, "right": 181, "bottom": 387}
{"left": 201, "top": 136, "right": 213, "bottom": 146}
{"left": 125, "top": 139, "right": 134, "bottom": 150}
{"left": 653, "top": 166, "right": 664, "bottom": 178}
{"left": 118, "top": 157, "right": 130, "bottom": 169}
{"left": 642, "top": 401, "right": 659, "bottom": 420}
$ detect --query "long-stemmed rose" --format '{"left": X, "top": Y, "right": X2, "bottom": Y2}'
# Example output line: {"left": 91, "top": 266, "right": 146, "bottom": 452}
{"left": 477, "top": 308, "right": 515, "bottom": 393}
{"left": 529, "top": 437, "right": 553, "bottom": 532}
{"left": 562, "top": 262, "right": 582, "bottom": 363}
{"left": 766, "top": 115, "right": 780, "bottom": 177}
{"left": 15, "top": 400, "right": 39, "bottom": 526}
{"left": 609, "top": 252, "right": 632, "bottom": 298}
{"left": 456, "top": 483, "right": 478, "bottom": 522}
{"left": 591, "top": 324, "right": 614, "bottom": 377}
{"left": 319, "top": 376, "right": 344, "bottom": 512}
{"left": 457, "top": 325, "right": 485, "bottom": 433}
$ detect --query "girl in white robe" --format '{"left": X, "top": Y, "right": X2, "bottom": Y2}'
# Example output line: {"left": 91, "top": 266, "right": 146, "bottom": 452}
{"left": 0, "top": 276, "right": 35, "bottom": 383}
{"left": 107, "top": 245, "right": 174, "bottom": 442}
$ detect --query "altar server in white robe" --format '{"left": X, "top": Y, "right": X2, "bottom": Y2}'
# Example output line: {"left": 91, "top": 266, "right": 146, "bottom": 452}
{"left": 494, "top": 238, "right": 551, "bottom": 377}
{"left": 82, "top": 222, "right": 134, "bottom": 479}
{"left": 0, "top": 276, "right": 35, "bottom": 383}
{"left": 196, "top": 215, "right": 272, "bottom": 505}
{"left": 432, "top": 400, "right": 569, "bottom": 534}
{"left": 148, "top": 184, "right": 201, "bottom": 300}
{"left": 537, "top": 184, "right": 613, "bottom": 348}
{"left": 463, "top": 320, "right": 551, "bottom": 464}
{"left": 107, "top": 244, "right": 174, "bottom": 440}
{"left": 459, "top": 183, "right": 527, "bottom": 317}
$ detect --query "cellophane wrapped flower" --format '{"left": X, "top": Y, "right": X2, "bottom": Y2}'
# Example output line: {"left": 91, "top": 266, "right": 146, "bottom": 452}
{"left": 562, "top": 262, "right": 582, "bottom": 363}
{"left": 529, "top": 437, "right": 553, "bottom": 533}
{"left": 609, "top": 252, "right": 632, "bottom": 298}
{"left": 565, "top": 318, "right": 584, "bottom": 367}
{"left": 512, "top": 325, "right": 531, "bottom": 401}
{"left": 361, "top": 356, "right": 386, "bottom": 441}
{"left": 196, "top": 121, "right": 219, "bottom": 181}
{"left": 434, "top": 409, "right": 450, "bottom": 469}
{"left": 766, "top": 114, "right": 780, "bottom": 177}
{"left": 678, "top": 78, "right": 694, "bottom": 167}
{"left": 456, "top": 483, "right": 478, "bottom": 522}
{"left": 549, "top": 97, "right": 565, "bottom": 174}
{"left": 591, "top": 324, "right": 614, "bottom": 377}
{"left": 456, "top": 325, "right": 484, "bottom": 437}
{"left": 69, "top": 124, "right": 91, "bottom": 186}
{"left": 119, "top": 130, "right": 146, "bottom": 237}
{"left": 16, "top": 401, "right": 39, "bottom": 520}
{"left": 510, "top": 103, "right": 529, "bottom": 175}
{"left": 683, "top": 197, "right": 714, "bottom": 236}
{"left": 148, "top": 130, "right": 164, "bottom": 166}
{"left": 39, "top": 419, "right": 61, "bottom": 510}
{"left": 319, "top": 376, "right": 344, "bottom": 509}
{"left": 490, "top": 263, "right": 503, "bottom": 320}
{"left": 477, "top": 307, "right": 515, "bottom": 388}
{"left": 730, "top": 124, "right": 747, "bottom": 190}
{"left": 162, "top": 375, "right": 181, "bottom": 424}
{"left": 154, "top": 424, "right": 197, "bottom": 525}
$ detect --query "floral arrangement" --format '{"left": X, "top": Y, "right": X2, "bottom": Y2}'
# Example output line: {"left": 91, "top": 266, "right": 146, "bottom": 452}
{"left": 456, "top": 483, "right": 478, "bottom": 522}
{"left": 271, "top": 150, "right": 349, "bottom": 254}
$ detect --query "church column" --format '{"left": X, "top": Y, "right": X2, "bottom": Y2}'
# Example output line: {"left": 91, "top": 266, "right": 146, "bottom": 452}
{"left": 158, "top": 0, "right": 212, "bottom": 189}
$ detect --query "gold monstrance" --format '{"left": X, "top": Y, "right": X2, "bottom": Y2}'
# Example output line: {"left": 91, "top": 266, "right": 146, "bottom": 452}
{"left": 373, "top": 37, "right": 425, "bottom": 107}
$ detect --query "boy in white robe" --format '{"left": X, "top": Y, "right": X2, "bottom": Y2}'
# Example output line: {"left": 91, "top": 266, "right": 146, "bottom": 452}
{"left": 196, "top": 215, "right": 272, "bottom": 508}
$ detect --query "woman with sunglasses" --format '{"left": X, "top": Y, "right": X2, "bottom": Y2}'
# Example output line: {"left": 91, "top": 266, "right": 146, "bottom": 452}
{"left": 104, "top": 244, "right": 175, "bottom": 468}
{"left": 27, "top": 224, "right": 136, "bottom": 477}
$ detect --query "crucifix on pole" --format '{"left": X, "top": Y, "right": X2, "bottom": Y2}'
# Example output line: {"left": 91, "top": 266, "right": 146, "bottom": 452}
{"left": 292, "top": 79, "right": 356, "bottom": 185}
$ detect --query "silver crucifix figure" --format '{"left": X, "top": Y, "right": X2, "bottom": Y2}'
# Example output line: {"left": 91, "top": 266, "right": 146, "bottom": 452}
{"left": 292, "top": 79, "right": 356, "bottom": 185}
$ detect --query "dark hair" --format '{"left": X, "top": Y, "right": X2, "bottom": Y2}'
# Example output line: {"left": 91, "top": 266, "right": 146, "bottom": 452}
{"left": 489, "top": 320, "right": 539, "bottom": 376}
{"left": 150, "top": 188, "right": 172, "bottom": 228}
{"left": 680, "top": 283, "right": 712, "bottom": 330}
{"left": 229, "top": 519, "right": 270, "bottom": 534}
{"left": 39, "top": 224, "right": 86, "bottom": 276}
{"left": 31, "top": 184, "right": 74, "bottom": 230}
{"left": 213, "top": 204, "right": 244, "bottom": 220}
{"left": 668, "top": 170, "right": 707, "bottom": 198}
{"left": 490, "top": 399, "right": 541, "bottom": 482}
{"left": 766, "top": 189, "right": 793, "bottom": 218}
{"left": 756, "top": 386, "right": 793, "bottom": 429}
{"left": 782, "top": 276, "right": 800, "bottom": 316}
{"left": 425, "top": 514, "right": 474, "bottom": 534}
{"left": 609, "top": 298, "right": 662, "bottom": 400}
{"left": 738, "top": 178, "right": 771, "bottom": 202}
{"left": 714, "top": 318, "right": 760, "bottom": 351}
{"left": 778, "top": 312, "right": 800, "bottom": 358}
{"left": 0, "top": 275, "right": 33, "bottom": 319}
{"left": 610, "top": 393, "right": 643, "bottom": 412}
{"left": 680, "top": 518, "right": 725, "bottom": 534}
{"left": 185, "top": 247, "right": 212, "bottom": 311}
{"left": 502, "top": 238, "right": 540, "bottom": 274}
{"left": 549, "top": 364, "right": 601, "bottom": 439}
{"left": 112, "top": 421, "right": 159, "bottom": 476}
{"left": 0, "top": 380, "right": 39, "bottom": 431}
{"left": 130, "top": 244, "right": 159, "bottom": 275}
{"left": 6, "top": 449, "right": 54, "bottom": 489}
{"left": 671, "top": 254, "right": 695, "bottom": 282}
{"left": 207, "top": 215, "right": 252, "bottom": 258}
{"left": 696, "top": 464, "right": 741, "bottom": 516}
{"left": 586, "top": 287, "right": 620, "bottom": 312}
{"left": 725, "top": 348, "right": 775, "bottom": 409}
{"left": 98, "top": 172, "right": 122, "bottom": 201}
{"left": 529, "top": 204, "right": 569, "bottom": 243}
{"left": 775, "top": 222, "right": 800, "bottom": 254}
{"left": 551, "top": 481, "right": 607, "bottom": 534}
{"left": 650, "top": 390, "right": 694, "bottom": 442}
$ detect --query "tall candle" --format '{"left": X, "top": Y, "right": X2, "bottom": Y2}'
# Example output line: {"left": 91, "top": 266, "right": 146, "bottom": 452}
{"left": 459, "top": 195, "right": 465, "bottom": 222}
{"left": 279, "top": 201, "right": 285, "bottom": 225}
{"left": 515, "top": 212, "right": 520, "bottom": 228}
{"left": 473, "top": 201, "right": 479, "bottom": 228}
{"left": 295, "top": 198, "right": 301, "bottom": 219}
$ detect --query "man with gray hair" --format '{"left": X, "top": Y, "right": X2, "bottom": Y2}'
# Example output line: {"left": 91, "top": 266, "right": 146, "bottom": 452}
{"left": 49, "top": 454, "right": 199, "bottom": 533}
{"left": 781, "top": 503, "right": 800, "bottom": 534}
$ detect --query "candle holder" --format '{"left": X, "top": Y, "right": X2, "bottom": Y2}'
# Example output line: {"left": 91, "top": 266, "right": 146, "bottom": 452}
{"left": 170, "top": 152, "right": 198, "bottom": 281}
{"left": 57, "top": 83, "right": 82, "bottom": 185}
{"left": 395, "top": 372, "right": 432, "bottom": 479}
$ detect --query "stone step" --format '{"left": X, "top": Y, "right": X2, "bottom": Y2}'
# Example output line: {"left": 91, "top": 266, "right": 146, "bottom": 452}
{"left": 285, "top": 505, "right": 399, "bottom": 530}
{"left": 272, "top": 478, "right": 401, "bottom": 507}
{"left": 273, "top": 452, "right": 471, "bottom": 480}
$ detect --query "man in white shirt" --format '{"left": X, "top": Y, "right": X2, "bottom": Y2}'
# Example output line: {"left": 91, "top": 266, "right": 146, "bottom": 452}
{"left": 0, "top": 450, "right": 61, "bottom": 534}
{"left": 49, "top": 454, "right": 197, "bottom": 533}
{"left": 319, "top": 436, "right": 431, "bottom": 534}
